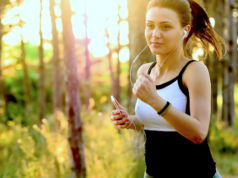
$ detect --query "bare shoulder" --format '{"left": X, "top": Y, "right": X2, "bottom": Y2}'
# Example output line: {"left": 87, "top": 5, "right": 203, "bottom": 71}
{"left": 183, "top": 60, "right": 210, "bottom": 89}
{"left": 137, "top": 62, "right": 154, "bottom": 78}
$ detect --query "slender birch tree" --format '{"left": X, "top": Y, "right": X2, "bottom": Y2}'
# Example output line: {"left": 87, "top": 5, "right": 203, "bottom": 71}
{"left": 38, "top": 0, "right": 45, "bottom": 123}
{"left": 60, "top": 0, "right": 86, "bottom": 177}
{"left": 203, "top": 0, "right": 222, "bottom": 120}
{"left": 222, "top": 0, "right": 236, "bottom": 127}
{"left": 0, "top": 0, "right": 4, "bottom": 121}
{"left": 17, "top": 0, "right": 31, "bottom": 116}
{"left": 83, "top": 4, "right": 91, "bottom": 112}
{"left": 228, "top": 0, "right": 237, "bottom": 127}
{"left": 50, "top": 0, "right": 62, "bottom": 119}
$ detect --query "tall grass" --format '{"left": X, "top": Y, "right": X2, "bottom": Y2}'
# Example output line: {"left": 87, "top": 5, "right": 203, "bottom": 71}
{"left": 0, "top": 103, "right": 238, "bottom": 177}
{"left": 0, "top": 108, "right": 146, "bottom": 178}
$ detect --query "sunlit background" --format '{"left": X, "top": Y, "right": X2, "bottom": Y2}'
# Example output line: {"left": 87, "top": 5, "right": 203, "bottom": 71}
{"left": 2, "top": 0, "right": 130, "bottom": 64}
{"left": 2, "top": 0, "right": 237, "bottom": 104}
{"left": 2, "top": 0, "right": 238, "bottom": 85}
{"left": 4, "top": 0, "right": 238, "bottom": 66}
{"left": 1, "top": 0, "right": 238, "bottom": 177}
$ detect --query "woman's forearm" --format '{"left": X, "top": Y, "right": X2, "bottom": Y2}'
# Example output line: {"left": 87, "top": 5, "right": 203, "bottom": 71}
{"left": 150, "top": 96, "right": 207, "bottom": 145}
{"left": 127, "top": 115, "right": 144, "bottom": 131}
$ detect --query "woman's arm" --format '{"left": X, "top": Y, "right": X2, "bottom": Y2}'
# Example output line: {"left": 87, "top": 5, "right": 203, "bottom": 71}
{"left": 149, "top": 62, "right": 211, "bottom": 145}
{"left": 127, "top": 115, "right": 144, "bottom": 131}
{"left": 126, "top": 63, "right": 151, "bottom": 131}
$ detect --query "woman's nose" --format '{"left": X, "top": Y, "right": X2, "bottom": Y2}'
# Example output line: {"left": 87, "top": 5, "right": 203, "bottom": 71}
{"left": 152, "top": 27, "right": 161, "bottom": 38}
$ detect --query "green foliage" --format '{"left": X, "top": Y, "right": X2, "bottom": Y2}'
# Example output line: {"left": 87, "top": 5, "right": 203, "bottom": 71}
{"left": 209, "top": 119, "right": 238, "bottom": 177}
{"left": 1, "top": 105, "right": 238, "bottom": 177}
{"left": 209, "top": 120, "right": 238, "bottom": 154}
{"left": 0, "top": 107, "right": 147, "bottom": 178}
{"left": 212, "top": 152, "right": 238, "bottom": 177}
{"left": 3, "top": 41, "right": 53, "bottom": 124}
{"left": 82, "top": 107, "right": 146, "bottom": 178}
{"left": 0, "top": 112, "right": 70, "bottom": 178}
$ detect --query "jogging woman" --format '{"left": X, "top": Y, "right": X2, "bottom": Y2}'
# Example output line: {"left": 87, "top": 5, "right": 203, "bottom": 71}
{"left": 110, "top": 0, "right": 226, "bottom": 177}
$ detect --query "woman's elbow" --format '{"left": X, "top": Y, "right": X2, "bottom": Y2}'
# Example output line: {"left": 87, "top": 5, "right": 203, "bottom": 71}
{"left": 193, "top": 129, "right": 208, "bottom": 145}
{"left": 193, "top": 134, "right": 207, "bottom": 145}
{"left": 193, "top": 136, "right": 205, "bottom": 145}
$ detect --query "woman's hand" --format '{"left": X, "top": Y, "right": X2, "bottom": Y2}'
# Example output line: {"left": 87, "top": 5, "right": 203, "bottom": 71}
{"left": 110, "top": 98, "right": 131, "bottom": 129}
{"left": 132, "top": 71, "right": 158, "bottom": 105}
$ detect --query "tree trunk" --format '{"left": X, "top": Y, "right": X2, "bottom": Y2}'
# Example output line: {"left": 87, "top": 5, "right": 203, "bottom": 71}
{"left": 106, "top": 25, "right": 116, "bottom": 110}
{"left": 39, "top": 0, "right": 45, "bottom": 123}
{"left": 210, "top": 52, "right": 219, "bottom": 121}
{"left": 17, "top": 0, "right": 31, "bottom": 115}
{"left": 228, "top": 0, "right": 236, "bottom": 127}
{"left": 106, "top": 27, "right": 114, "bottom": 96}
{"left": 106, "top": 26, "right": 120, "bottom": 125}
{"left": 60, "top": 0, "right": 86, "bottom": 177}
{"left": 204, "top": 0, "right": 221, "bottom": 121}
{"left": 222, "top": 0, "right": 230, "bottom": 127}
{"left": 0, "top": 0, "right": 4, "bottom": 121}
{"left": 213, "top": 0, "right": 224, "bottom": 119}
{"left": 236, "top": 4, "right": 238, "bottom": 84}
{"left": 222, "top": 0, "right": 236, "bottom": 127}
{"left": 20, "top": 38, "right": 31, "bottom": 111}
{"left": 83, "top": 5, "right": 91, "bottom": 112}
{"left": 50, "top": 0, "right": 62, "bottom": 120}
{"left": 115, "top": 2, "right": 122, "bottom": 134}
{"left": 236, "top": 0, "right": 238, "bottom": 84}
{"left": 127, "top": 0, "right": 155, "bottom": 114}
{"left": 114, "top": 2, "right": 121, "bottom": 104}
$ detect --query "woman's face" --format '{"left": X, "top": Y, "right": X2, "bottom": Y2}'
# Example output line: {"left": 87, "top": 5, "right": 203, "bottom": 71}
{"left": 145, "top": 7, "right": 185, "bottom": 55}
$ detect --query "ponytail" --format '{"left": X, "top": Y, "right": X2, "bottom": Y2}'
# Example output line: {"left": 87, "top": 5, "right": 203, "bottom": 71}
{"left": 184, "top": 0, "right": 227, "bottom": 59}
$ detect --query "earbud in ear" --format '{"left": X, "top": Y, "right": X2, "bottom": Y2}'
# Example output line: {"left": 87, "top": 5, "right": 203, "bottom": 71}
{"left": 183, "top": 30, "right": 187, "bottom": 39}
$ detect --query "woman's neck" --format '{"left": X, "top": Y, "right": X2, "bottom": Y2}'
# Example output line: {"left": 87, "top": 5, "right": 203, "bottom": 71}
{"left": 155, "top": 49, "right": 185, "bottom": 76}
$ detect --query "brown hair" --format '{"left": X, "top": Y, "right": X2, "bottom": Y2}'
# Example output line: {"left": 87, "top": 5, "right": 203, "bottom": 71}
{"left": 147, "top": 0, "right": 227, "bottom": 59}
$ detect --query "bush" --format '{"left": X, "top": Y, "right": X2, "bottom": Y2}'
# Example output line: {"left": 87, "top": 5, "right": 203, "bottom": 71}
{"left": 209, "top": 119, "right": 238, "bottom": 154}
{"left": 0, "top": 107, "right": 146, "bottom": 178}
{"left": 0, "top": 111, "right": 70, "bottom": 178}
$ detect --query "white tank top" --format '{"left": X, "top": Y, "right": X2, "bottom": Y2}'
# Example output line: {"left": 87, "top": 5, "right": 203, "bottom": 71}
{"left": 135, "top": 60, "right": 197, "bottom": 131}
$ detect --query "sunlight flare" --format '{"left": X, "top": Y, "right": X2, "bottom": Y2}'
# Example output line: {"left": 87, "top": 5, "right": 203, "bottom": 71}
{"left": 119, "top": 47, "right": 130, "bottom": 63}
{"left": 2, "top": 0, "right": 129, "bottom": 58}
{"left": 209, "top": 17, "right": 215, "bottom": 28}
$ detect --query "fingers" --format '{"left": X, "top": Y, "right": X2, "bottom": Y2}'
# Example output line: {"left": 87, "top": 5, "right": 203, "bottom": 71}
{"left": 113, "top": 118, "right": 129, "bottom": 125}
{"left": 111, "top": 110, "right": 128, "bottom": 117}
{"left": 110, "top": 110, "right": 130, "bottom": 129}
{"left": 110, "top": 112, "right": 128, "bottom": 121}
{"left": 111, "top": 110, "right": 120, "bottom": 115}
{"left": 134, "top": 73, "right": 154, "bottom": 90}
{"left": 116, "top": 122, "right": 130, "bottom": 129}
{"left": 114, "top": 120, "right": 131, "bottom": 129}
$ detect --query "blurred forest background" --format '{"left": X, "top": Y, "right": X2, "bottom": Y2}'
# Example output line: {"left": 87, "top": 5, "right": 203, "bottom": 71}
{"left": 0, "top": 0, "right": 238, "bottom": 177}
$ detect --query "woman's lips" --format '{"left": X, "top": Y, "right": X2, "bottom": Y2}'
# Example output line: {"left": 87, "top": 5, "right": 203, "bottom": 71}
{"left": 150, "top": 42, "right": 163, "bottom": 46}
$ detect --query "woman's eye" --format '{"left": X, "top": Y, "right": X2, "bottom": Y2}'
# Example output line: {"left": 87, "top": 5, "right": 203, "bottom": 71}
{"left": 162, "top": 26, "right": 170, "bottom": 29}
{"left": 146, "top": 24, "right": 154, "bottom": 28}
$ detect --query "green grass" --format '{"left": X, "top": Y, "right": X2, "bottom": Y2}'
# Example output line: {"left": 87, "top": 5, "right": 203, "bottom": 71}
{"left": 213, "top": 152, "right": 238, "bottom": 178}
{"left": 0, "top": 83, "right": 237, "bottom": 177}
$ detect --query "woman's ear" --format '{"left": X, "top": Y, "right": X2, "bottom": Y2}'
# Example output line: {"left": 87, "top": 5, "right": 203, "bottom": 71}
{"left": 184, "top": 25, "right": 191, "bottom": 37}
